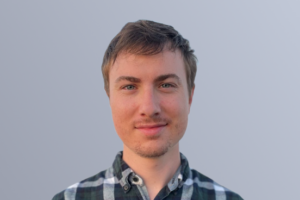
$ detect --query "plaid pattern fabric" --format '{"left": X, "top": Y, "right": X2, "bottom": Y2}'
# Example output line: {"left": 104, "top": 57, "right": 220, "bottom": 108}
{"left": 52, "top": 152, "right": 243, "bottom": 200}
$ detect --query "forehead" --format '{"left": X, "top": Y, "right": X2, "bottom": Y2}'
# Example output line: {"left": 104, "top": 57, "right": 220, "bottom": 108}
{"left": 110, "top": 49, "right": 185, "bottom": 76}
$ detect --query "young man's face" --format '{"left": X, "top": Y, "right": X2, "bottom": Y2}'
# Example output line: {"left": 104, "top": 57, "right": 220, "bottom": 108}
{"left": 109, "top": 49, "right": 194, "bottom": 158}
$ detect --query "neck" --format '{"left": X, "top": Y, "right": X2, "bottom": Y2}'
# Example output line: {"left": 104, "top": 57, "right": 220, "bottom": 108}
{"left": 122, "top": 145, "right": 181, "bottom": 200}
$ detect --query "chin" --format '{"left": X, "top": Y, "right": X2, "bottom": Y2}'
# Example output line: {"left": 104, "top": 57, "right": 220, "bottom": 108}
{"left": 133, "top": 142, "right": 172, "bottom": 158}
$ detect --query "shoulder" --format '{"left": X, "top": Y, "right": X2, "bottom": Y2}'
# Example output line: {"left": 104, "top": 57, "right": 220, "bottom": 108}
{"left": 186, "top": 169, "right": 244, "bottom": 200}
{"left": 52, "top": 167, "right": 112, "bottom": 200}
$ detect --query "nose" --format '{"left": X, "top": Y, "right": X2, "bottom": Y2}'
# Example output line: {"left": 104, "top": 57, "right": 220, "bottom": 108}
{"left": 139, "top": 87, "right": 161, "bottom": 118}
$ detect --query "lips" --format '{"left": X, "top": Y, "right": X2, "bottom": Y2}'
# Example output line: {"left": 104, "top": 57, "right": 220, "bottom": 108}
{"left": 135, "top": 123, "right": 167, "bottom": 137}
{"left": 135, "top": 123, "right": 167, "bottom": 129}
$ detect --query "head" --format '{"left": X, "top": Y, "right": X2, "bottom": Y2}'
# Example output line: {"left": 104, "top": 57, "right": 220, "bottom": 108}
{"left": 101, "top": 20, "right": 197, "bottom": 158}
{"left": 102, "top": 20, "right": 197, "bottom": 97}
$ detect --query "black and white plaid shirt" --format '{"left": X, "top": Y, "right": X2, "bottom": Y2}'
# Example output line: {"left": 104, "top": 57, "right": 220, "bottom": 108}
{"left": 52, "top": 152, "right": 243, "bottom": 200}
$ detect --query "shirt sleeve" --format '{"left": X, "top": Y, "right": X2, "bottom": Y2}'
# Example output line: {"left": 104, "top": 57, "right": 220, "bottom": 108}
{"left": 52, "top": 191, "right": 65, "bottom": 200}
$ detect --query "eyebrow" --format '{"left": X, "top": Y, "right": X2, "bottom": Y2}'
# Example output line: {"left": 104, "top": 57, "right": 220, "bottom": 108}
{"left": 115, "top": 76, "right": 141, "bottom": 83}
{"left": 154, "top": 74, "right": 181, "bottom": 84}
{"left": 115, "top": 73, "right": 181, "bottom": 84}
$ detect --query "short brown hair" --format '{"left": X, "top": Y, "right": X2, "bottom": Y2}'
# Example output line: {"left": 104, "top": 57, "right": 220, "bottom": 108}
{"left": 101, "top": 20, "right": 197, "bottom": 95}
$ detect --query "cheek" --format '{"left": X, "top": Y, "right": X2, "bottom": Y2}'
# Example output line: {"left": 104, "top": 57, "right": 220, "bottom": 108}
{"left": 111, "top": 104, "right": 129, "bottom": 139}
{"left": 110, "top": 97, "right": 136, "bottom": 129}
{"left": 161, "top": 96, "right": 189, "bottom": 117}
{"left": 111, "top": 104, "right": 128, "bottom": 123}
{"left": 161, "top": 96, "right": 189, "bottom": 134}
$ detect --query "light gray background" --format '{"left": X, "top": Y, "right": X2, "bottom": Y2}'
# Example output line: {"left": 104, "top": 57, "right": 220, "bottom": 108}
{"left": 1, "top": 1, "right": 299, "bottom": 200}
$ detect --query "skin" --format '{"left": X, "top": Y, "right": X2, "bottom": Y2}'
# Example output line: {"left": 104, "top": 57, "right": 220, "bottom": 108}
{"left": 108, "top": 48, "right": 194, "bottom": 199}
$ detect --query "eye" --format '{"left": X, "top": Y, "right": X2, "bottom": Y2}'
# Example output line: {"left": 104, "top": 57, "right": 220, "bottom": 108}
{"left": 161, "top": 83, "right": 173, "bottom": 88}
{"left": 123, "top": 85, "right": 136, "bottom": 90}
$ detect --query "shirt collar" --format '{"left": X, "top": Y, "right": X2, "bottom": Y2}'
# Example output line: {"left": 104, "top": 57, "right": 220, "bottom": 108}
{"left": 112, "top": 151, "right": 191, "bottom": 192}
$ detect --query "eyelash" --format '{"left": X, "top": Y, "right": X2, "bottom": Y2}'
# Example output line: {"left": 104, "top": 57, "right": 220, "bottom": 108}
{"left": 122, "top": 85, "right": 136, "bottom": 90}
{"left": 121, "top": 83, "right": 176, "bottom": 90}
{"left": 160, "top": 83, "right": 175, "bottom": 88}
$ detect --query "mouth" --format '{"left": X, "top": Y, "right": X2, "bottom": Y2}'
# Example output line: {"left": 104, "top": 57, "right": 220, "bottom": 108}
{"left": 135, "top": 123, "right": 167, "bottom": 129}
{"left": 135, "top": 123, "right": 168, "bottom": 136}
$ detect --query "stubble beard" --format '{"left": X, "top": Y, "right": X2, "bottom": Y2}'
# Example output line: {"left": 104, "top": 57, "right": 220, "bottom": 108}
{"left": 133, "top": 140, "right": 173, "bottom": 158}
{"left": 131, "top": 117, "right": 174, "bottom": 158}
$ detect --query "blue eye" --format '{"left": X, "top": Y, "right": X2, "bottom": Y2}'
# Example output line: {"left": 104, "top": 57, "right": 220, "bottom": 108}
{"left": 124, "top": 85, "right": 135, "bottom": 90}
{"left": 161, "top": 83, "right": 172, "bottom": 88}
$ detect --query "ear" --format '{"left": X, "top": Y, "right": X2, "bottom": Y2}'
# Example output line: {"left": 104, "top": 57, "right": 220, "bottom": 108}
{"left": 189, "top": 85, "right": 195, "bottom": 106}
{"left": 105, "top": 87, "right": 110, "bottom": 98}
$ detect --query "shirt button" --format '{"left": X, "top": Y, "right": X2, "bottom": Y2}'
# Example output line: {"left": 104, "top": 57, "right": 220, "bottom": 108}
{"left": 123, "top": 185, "right": 129, "bottom": 191}
{"left": 133, "top": 177, "right": 139, "bottom": 182}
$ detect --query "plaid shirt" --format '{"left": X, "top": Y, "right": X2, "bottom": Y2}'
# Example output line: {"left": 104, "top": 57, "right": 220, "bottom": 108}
{"left": 52, "top": 152, "right": 243, "bottom": 200}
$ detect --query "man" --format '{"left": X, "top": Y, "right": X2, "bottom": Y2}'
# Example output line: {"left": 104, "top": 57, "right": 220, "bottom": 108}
{"left": 53, "top": 20, "right": 243, "bottom": 200}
